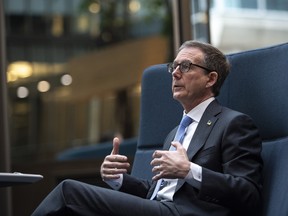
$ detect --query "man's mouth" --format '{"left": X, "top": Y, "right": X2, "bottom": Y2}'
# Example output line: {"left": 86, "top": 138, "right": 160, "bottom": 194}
{"left": 173, "top": 84, "right": 183, "bottom": 89}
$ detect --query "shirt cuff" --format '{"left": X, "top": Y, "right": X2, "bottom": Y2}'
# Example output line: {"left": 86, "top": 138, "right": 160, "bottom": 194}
{"left": 185, "top": 162, "right": 202, "bottom": 182}
{"left": 103, "top": 174, "right": 123, "bottom": 190}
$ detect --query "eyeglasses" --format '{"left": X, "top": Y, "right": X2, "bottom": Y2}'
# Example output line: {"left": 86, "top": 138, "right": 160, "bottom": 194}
{"left": 167, "top": 60, "right": 214, "bottom": 74}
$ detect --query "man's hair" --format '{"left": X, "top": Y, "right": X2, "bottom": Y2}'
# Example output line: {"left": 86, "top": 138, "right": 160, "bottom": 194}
{"left": 178, "top": 40, "right": 230, "bottom": 97}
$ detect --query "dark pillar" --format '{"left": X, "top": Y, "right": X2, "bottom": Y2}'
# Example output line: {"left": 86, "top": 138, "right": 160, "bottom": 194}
{"left": 0, "top": 0, "right": 12, "bottom": 215}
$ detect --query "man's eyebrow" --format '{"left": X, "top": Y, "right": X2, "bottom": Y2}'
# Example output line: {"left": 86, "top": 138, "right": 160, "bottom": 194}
{"left": 173, "top": 59, "right": 191, "bottom": 63}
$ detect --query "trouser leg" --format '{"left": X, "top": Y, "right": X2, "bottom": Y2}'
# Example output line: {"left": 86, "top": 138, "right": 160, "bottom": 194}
{"left": 31, "top": 179, "right": 178, "bottom": 216}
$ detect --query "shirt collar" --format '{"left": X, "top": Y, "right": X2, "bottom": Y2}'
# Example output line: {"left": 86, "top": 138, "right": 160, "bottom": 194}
{"left": 183, "top": 97, "right": 215, "bottom": 123}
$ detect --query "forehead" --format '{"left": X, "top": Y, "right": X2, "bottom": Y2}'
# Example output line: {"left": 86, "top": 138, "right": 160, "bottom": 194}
{"left": 174, "top": 47, "right": 204, "bottom": 63}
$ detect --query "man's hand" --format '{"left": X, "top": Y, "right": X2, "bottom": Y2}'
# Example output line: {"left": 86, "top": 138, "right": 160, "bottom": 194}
{"left": 100, "top": 137, "right": 130, "bottom": 181}
{"left": 150, "top": 142, "right": 191, "bottom": 181}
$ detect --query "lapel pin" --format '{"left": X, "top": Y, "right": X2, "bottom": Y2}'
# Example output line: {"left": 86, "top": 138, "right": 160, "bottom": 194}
{"left": 207, "top": 120, "right": 212, "bottom": 126}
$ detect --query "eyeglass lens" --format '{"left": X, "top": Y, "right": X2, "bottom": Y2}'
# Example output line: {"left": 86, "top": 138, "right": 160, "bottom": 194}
{"left": 168, "top": 61, "right": 191, "bottom": 73}
{"left": 168, "top": 60, "right": 213, "bottom": 73}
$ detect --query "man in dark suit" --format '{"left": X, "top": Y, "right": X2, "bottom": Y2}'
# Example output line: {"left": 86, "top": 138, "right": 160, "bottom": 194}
{"left": 32, "top": 41, "right": 262, "bottom": 216}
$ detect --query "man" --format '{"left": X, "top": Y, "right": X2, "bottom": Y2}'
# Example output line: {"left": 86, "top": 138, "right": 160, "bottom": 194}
{"left": 32, "top": 41, "right": 262, "bottom": 216}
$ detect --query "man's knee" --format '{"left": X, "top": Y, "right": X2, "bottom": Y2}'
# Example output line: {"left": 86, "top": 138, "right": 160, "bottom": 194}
{"left": 31, "top": 180, "right": 80, "bottom": 215}
{"left": 60, "top": 179, "right": 79, "bottom": 190}
{"left": 58, "top": 179, "right": 82, "bottom": 199}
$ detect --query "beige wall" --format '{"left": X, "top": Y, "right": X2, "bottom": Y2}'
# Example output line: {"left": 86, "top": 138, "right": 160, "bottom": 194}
{"left": 67, "top": 36, "right": 169, "bottom": 100}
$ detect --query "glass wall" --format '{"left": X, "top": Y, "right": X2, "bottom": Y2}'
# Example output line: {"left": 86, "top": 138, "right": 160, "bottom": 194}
{"left": 209, "top": 0, "right": 288, "bottom": 53}
{"left": 5, "top": 0, "right": 173, "bottom": 162}
{"left": 5, "top": 0, "right": 288, "bottom": 164}
{"left": 181, "top": 0, "right": 288, "bottom": 53}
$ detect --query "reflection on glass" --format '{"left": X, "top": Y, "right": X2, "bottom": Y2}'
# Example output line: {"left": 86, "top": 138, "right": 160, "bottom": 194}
{"left": 37, "top": 81, "right": 50, "bottom": 93}
{"left": 210, "top": 0, "right": 288, "bottom": 52}
{"left": 7, "top": 61, "right": 33, "bottom": 81}
{"left": 61, "top": 74, "right": 73, "bottom": 86}
{"left": 17, "top": 86, "right": 29, "bottom": 98}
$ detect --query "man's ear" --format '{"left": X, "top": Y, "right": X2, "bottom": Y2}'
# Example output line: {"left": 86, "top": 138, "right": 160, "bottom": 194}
{"left": 206, "top": 72, "right": 218, "bottom": 88}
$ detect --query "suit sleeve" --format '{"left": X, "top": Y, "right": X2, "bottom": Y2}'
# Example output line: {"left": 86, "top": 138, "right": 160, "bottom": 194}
{"left": 119, "top": 173, "right": 152, "bottom": 198}
{"left": 188, "top": 113, "right": 263, "bottom": 214}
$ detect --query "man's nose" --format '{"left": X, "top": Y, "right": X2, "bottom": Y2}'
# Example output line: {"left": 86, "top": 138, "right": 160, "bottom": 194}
{"left": 172, "top": 66, "right": 182, "bottom": 77}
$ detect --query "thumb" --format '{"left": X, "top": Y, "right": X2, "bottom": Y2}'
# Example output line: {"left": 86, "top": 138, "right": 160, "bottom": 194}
{"left": 111, "top": 137, "right": 120, "bottom": 155}
{"left": 171, "top": 142, "right": 182, "bottom": 150}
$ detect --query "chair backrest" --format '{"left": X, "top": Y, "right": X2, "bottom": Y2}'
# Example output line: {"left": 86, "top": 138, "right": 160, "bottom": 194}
{"left": 219, "top": 43, "right": 288, "bottom": 216}
{"left": 131, "top": 64, "right": 182, "bottom": 179}
{"left": 132, "top": 42, "right": 288, "bottom": 216}
{"left": 218, "top": 43, "right": 288, "bottom": 140}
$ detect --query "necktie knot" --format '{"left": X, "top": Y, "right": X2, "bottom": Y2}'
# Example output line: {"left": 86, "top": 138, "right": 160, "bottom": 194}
{"left": 180, "top": 115, "right": 193, "bottom": 128}
{"left": 173, "top": 115, "right": 193, "bottom": 144}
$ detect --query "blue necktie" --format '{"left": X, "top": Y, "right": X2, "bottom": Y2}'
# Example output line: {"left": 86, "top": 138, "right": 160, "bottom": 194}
{"left": 170, "top": 115, "right": 193, "bottom": 150}
{"left": 150, "top": 115, "right": 193, "bottom": 200}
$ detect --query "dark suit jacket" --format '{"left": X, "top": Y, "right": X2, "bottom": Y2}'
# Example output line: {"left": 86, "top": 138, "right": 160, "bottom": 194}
{"left": 120, "top": 100, "right": 263, "bottom": 216}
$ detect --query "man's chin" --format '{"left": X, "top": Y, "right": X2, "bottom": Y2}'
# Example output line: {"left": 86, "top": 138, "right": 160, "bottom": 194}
{"left": 173, "top": 93, "right": 182, "bottom": 101}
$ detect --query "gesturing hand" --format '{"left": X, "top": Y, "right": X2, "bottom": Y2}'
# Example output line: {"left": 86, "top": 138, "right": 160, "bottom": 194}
{"left": 150, "top": 142, "right": 191, "bottom": 181}
{"left": 100, "top": 137, "right": 130, "bottom": 181}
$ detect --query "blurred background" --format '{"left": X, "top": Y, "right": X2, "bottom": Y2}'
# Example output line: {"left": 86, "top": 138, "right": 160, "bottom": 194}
{"left": 0, "top": 0, "right": 287, "bottom": 215}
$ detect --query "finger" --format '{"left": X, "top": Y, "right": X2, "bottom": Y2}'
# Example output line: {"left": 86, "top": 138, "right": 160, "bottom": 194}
{"left": 101, "top": 165, "right": 129, "bottom": 180}
{"left": 171, "top": 142, "right": 186, "bottom": 153}
{"left": 107, "top": 154, "right": 128, "bottom": 162}
{"left": 152, "top": 150, "right": 163, "bottom": 159}
{"left": 102, "top": 174, "right": 121, "bottom": 180}
{"left": 150, "top": 158, "right": 161, "bottom": 166}
{"left": 111, "top": 137, "right": 120, "bottom": 155}
{"left": 102, "top": 166, "right": 128, "bottom": 180}
{"left": 152, "top": 165, "right": 161, "bottom": 173}
{"left": 152, "top": 173, "right": 162, "bottom": 181}
{"left": 171, "top": 141, "right": 182, "bottom": 150}
{"left": 102, "top": 171, "right": 123, "bottom": 180}
{"left": 103, "top": 157, "right": 130, "bottom": 169}
{"left": 152, "top": 150, "right": 158, "bottom": 158}
{"left": 104, "top": 167, "right": 129, "bottom": 175}
{"left": 113, "top": 161, "right": 130, "bottom": 169}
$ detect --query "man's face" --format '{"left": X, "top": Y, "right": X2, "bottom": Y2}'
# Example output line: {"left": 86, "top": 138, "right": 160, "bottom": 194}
{"left": 171, "top": 47, "right": 213, "bottom": 111}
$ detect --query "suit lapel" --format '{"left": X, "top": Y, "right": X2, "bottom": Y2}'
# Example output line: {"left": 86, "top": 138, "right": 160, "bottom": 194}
{"left": 176, "top": 100, "right": 222, "bottom": 191}
{"left": 164, "top": 100, "right": 222, "bottom": 157}
{"left": 187, "top": 100, "right": 221, "bottom": 160}
{"left": 163, "top": 127, "right": 178, "bottom": 150}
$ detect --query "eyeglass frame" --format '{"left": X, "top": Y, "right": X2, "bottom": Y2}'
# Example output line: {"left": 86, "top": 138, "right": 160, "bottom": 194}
{"left": 167, "top": 60, "right": 214, "bottom": 74}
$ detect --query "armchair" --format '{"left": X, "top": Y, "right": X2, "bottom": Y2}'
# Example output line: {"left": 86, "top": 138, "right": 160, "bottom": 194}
{"left": 132, "top": 42, "right": 288, "bottom": 216}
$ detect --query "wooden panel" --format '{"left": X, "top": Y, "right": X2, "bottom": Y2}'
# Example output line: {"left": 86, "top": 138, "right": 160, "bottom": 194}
{"left": 67, "top": 36, "right": 169, "bottom": 100}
